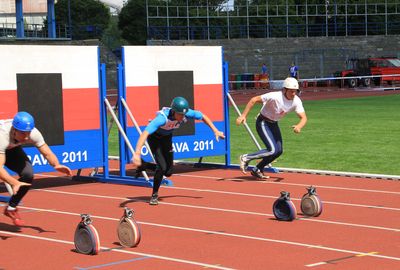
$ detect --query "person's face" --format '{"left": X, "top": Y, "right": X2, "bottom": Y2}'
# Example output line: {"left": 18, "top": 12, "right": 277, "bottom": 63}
{"left": 284, "top": 88, "right": 297, "bottom": 100}
{"left": 174, "top": 112, "right": 185, "bottom": 121}
{"left": 14, "top": 129, "right": 31, "bottom": 142}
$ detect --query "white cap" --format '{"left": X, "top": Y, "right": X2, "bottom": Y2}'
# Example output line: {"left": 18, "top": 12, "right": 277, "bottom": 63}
{"left": 283, "top": 77, "right": 299, "bottom": 90}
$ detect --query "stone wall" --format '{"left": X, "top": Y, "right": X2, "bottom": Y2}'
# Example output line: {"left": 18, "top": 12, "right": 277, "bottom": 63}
{"left": 148, "top": 35, "right": 400, "bottom": 80}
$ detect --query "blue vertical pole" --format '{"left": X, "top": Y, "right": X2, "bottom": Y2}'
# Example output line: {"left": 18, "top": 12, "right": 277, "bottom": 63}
{"left": 98, "top": 48, "right": 109, "bottom": 179}
{"left": 118, "top": 47, "right": 128, "bottom": 176}
{"left": 47, "top": 0, "right": 56, "bottom": 38}
{"left": 222, "top": 49, "right": 231, "bottom": 167}
{"left": 15, "top": 0, "right": 24, "bottom": 38}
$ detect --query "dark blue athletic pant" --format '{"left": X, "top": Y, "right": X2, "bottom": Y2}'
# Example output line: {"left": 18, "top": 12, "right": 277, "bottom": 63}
{"left": 246, "top": 115, "right": 283, "bottom": 171}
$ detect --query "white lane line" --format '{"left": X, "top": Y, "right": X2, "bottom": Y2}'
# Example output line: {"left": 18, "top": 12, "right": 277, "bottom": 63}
{"left": 32, "top": 174, "right": 400, "bottom": 211}
{"left": 305, "top": 251, "right": 379, "bottom": 267}
{"left": 305, "top": 262, "right": 327, "bottom": 267}
{"left": 167, "top": 186, "right": 400, "bottom": 211}
{"left": 9, "top": 206, "right": 400, "bottom": 262}
{"left": 33, "top": 189, "right": 400, "bottom": 232}
{"left": 36, "top": 172, "right": 400, "bottom": 196}
{"left": 173, "top": 173, "right": 400, "bottom": 195}
{"left": 0, "top": 230, "right": 234, "bottom": 270}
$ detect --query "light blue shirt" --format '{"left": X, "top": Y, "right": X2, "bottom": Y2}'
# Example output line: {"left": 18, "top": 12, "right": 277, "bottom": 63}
{"left": 145, "top": 107, "right": 203, "bottom": 136}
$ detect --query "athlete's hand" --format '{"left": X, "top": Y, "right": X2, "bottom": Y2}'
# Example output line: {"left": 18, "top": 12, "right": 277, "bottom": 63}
{"left": 55, "top": 165, "right": 72, "bottom": 176}
{"left": 214, "top": 130, "right": 225, "bottom": 142}
{"left": 132, "top": 153, "right": 142, "bottom": 167}
{"left": 292, "top": 125, "right": 301, "bottom": 133}
{"left": 236, "top": 116, "right": 246, "bottom": 126}
{"left": 12, "top": 182, "right": 31, "bottom": 194}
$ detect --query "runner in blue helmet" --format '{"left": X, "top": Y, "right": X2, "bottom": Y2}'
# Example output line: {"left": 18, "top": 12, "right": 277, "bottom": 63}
{"left": 133, "top": 97, "right": 190, "bottom": 177}
{"left": 0, "top": 111, "right": 72, "bottom": 226}
{"left": 12, "top": 111, "right": 35, "bottom": 132}
{"left": 133, "top": 96, "right": 225, "bottom": 205}
{"left": 0, "top": 112, "right": 35, "bottom": 192}
{"left": 170, "top": 96, "right": 189, "bottom": 114}
{"left": 134, "top": 97, "right": 190, "bottom": 176}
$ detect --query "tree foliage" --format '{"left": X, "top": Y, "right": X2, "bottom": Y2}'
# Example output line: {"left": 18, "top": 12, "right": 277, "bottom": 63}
{"left": 55, "top": 0, "right": 111, "bottom": 40}
{"left": 102, "top": 16, "right": 128, "bottom": 50}
{"left": 118, "top": 0, "right": 147, "bottom": 45}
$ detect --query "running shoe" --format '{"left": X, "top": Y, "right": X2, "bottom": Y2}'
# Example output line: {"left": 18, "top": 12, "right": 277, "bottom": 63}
{"left": 239, "top": 155, "right": 249, "bottom": 174}
{"left": 149, "top": 193, "right": 159, "bottom": 205}
{"left": 4, "top": 207, "right": 24, "bottom": 226}
{"left": 251, "top": 168, "right": 270, "bottom": 179}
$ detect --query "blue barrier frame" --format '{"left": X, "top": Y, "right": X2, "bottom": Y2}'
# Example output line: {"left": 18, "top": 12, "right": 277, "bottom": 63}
{"left": 98, "top": 61, "right": 172, "bottom": 188}
{"left": 75, "top": 59, "right": 170, "bottom": 187}
{"left": 70, "top": 46, "right": 277, "bottom": 191}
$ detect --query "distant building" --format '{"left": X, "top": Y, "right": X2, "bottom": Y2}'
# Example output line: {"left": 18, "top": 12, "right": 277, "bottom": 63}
{"left": 0, "top": 0, "right": 47, "bottom": 25}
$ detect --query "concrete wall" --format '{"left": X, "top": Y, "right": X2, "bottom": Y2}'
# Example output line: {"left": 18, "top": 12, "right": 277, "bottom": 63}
{"left": 148, "top": 35, "right": 400, "bottom": 80}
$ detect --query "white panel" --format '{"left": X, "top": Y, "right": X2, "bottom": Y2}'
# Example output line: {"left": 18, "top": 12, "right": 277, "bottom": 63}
{"left": 0, "top": 45, "right": 99, "bottom": 90}
{"left": 123, "top": 46, "right": 223, "bottom": 86}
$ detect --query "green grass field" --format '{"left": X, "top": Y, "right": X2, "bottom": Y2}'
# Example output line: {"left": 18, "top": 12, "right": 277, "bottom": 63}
{"left": 109, "top": 94, "right": 400, "bottom": 176}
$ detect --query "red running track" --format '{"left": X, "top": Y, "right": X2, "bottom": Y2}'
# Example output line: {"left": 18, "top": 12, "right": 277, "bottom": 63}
{"left": 0, "top": 165, "right": 399, "bottom": 269}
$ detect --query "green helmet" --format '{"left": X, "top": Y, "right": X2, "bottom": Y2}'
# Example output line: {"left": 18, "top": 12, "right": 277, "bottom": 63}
{"left": 171, "top": 97, "right": 189, "bottom": 114}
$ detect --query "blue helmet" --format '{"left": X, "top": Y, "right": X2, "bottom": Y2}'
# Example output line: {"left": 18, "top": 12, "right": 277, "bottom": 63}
{"left": 170, "top": 97, "right": 189, "bottom": 114}
{"left": 12, "top": 111, "right": 35, "bottom": 132}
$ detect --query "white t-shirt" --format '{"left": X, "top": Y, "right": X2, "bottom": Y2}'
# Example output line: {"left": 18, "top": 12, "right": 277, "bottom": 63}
{"left": 0, "top": 120, "right": 46, "bottom": 154}
{"left": 259, "top": 91, "right": 305, "bottom": 122}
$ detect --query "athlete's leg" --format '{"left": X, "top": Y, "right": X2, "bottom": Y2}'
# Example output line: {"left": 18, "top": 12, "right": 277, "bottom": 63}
{"left": 241, "top": 117, "right": 283, "bottom": 178}
{"left": 256, "top": 122, "right": 282, "bottom": 170}
{"left": 5, "top": 147, "right": 34, "bottom": 208}
{"left": 242, "top": 116, "right": 281, "bottom": 163}
{"left": 147, "top": 135, "right": 166, "bottom": 197}
{"left": 161, "top": 134, "right": 173, "bottom": 177}
{"left": 4, "top": 147, "right": 33, "bottom": 225}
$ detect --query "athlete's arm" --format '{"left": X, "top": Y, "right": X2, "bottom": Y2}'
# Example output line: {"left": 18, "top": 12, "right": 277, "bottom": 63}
{"left": 292, "top": 112, "right": 307, "bottom": 133}
{"left": 38, "top": 144, "right": 72, "bottom": 176}
{"left": 133, "top": 130, "right": 150, "bottom": 167}
{"left": 133, "top": 115, "right": 166, "bottom": 167}
{"left": 201, "top": 114, "right": 225, "bottom": 142}
{"left": 236, "top": 95, "right": 263, "bottom": 125}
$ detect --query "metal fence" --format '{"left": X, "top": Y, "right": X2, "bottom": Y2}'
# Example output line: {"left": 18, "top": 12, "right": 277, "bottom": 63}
{"left": 146, "top": 1, "right": 400, "bottom": 40}
{"left": 228, "top": 74, "right": 400, "bottom": 92}
{"left": 0, "top": 22, "right": 70, "bottom": 39}
{"left": 0, "top": 22, "right": 106, "bottom": 40}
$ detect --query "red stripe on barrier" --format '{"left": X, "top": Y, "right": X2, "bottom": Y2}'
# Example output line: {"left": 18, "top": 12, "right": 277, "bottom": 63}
{"left": 63, "top": 88, "right": 100, "bottom": 131}
{"left": 194, "top": 84, "right": 224, "bottom": 121}
{"left": 125, "top": 84, "right": 224, "bottom": 126}
{"left": 126, "top": 86, "right": 159, "bottom": 127}
{"left": 0, "top": 88, "right": 100, "bottom": 131}
{"left": 0, "top": 90, "right": 18, "bottom": 119}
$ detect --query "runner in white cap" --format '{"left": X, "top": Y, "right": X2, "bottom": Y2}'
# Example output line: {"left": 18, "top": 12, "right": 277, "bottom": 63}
{"left": 236, "top": 77, "right": 307, "bottom": 179}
